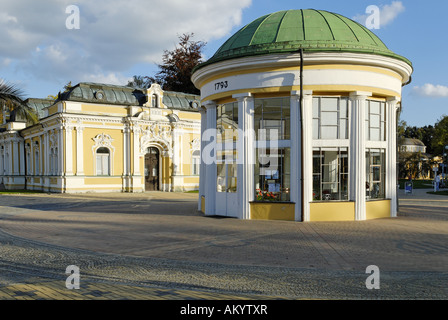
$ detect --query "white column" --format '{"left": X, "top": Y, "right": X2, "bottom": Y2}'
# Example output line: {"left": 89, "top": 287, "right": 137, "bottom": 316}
{"left": 203, "top": 101, "right": 217, "bottom": 216}
{"left": 387, "top": 97, "right": 400, "bottom": 218}
{"left": 350, "top": 91, "right": 371, "bottom": 221}
{"left": 198, "top": 107, "right": 207, "bottom": 211}
{"left": 301, "top": 91, "right": 314, "bottom": 222}
{"left": 290, "top": 91, "right": 301, "bottom": 221}
{"left": 76, "top": 126, "right": 84, "bottom": 176}
{"left": 234, "top": 92, "right": 254, "bottom": 220}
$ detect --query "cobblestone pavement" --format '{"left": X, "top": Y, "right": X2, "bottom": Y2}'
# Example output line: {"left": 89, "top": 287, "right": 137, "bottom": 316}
{"left": 0, "top": 189, "right": 447, "bottom": 300}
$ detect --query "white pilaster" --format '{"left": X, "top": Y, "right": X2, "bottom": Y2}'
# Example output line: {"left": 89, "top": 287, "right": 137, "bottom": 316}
{"left": 234, "top": 92, "right": 254, "bottom": 220}
{"left": 132, "top": 127, "right": 141, "bottom": 175}
{"left": 76, "top": 126, "right": 84, "bottom": 176}
{"left": 19, "top": 140, "right": 25, "bottom": 176}
{"left": 12, "top": 140, "right": 19, "bottom": 175}
{"left": 38, "top": 135, "right": 43, "bottom": 176}
{"left": 350, "top": 91, "right": 372, "bottom": 221}
{"left": 43, "top": 131, "right": 49, "bottom": 176}
{"left": 65, "top": 126, "right": 74, "bottom": 176}
{"left": 387, "top": 97, "right": 400, "bottom": 218}
{"left": 7, "top": 141, "right": 13, "bottom": 176}
{"left": 301, "top": 90, "right": 314, "bottom": 222}
{"left": 58, "top": 127, "right": 64, "bottom": 176}
{"left": 122, "top": 125, "right": 131, "bottom": 190}
{"left": 172, "top": 125, "right": 180, "bottom": 176}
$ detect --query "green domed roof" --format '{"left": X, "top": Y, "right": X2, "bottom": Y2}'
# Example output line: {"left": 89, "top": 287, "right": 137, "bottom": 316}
{"left": 199, "top": 9, "right": 411, "bottom": 68}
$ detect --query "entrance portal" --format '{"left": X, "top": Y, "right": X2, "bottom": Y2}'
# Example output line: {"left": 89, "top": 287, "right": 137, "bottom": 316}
{"left": 145, "top": 147, "right": 160, "bottom": 191}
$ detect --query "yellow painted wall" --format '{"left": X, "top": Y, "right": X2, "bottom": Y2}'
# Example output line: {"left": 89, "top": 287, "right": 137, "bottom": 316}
{"left": 176, "top": 111, "right": 201, "bottom": 121}
{"left": 162, "top": 156, "right": 171, "bottom": 184}
{"left": 310, "top": 202, "right": 355, "bottom": 222}
{"left": 250, "top": 202, "right": 295, "bottom": 221}
{"left": 183, "top": 177, "right": 200, "bottom": 184}
{"left": 47, "top": 104, "right": 59, "bottom": 115}
{"left": 81, "top": 104, "right": 128, "bottom": 116}
{"left": 366, "top": 200, "right": 391, "bottom": 220}
{"left": 201, "top": 196, "right": 205, "bottom": 213}
{"left": 84, "top": 177, "right": 122, "bottom": 185}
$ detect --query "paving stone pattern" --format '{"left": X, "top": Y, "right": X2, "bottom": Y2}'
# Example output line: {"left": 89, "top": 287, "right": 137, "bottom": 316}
{"left": 0, "top": 190, "right": 447, "bottom": 300}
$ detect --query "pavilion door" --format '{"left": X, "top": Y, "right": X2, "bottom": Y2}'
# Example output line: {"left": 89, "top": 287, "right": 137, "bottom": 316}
{"left": 215, "top": 163, "right": 238, "bottom": 217}
{"left": 145, "top": 147, "right": 160, "bottom": 191}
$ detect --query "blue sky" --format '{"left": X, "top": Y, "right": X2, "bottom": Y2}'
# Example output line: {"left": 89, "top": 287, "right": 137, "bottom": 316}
{"left": 1, "top": 0, "right": 447, "bottom": 127}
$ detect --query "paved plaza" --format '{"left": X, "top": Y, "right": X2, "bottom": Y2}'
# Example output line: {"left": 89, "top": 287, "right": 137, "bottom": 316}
{"left": 0, "top": 188, "right": 447, "bottom": 300}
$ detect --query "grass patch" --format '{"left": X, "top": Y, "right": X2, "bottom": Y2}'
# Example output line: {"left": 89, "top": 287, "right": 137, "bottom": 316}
{"left": 399, "top": 179, "right": 434, "bottom": 189}
{"left": 427, "top": 190, "right": 448, "bottom": 196}
{"left": 184, "top": 190, "right": 199, "bottom": 193}
{"left": 0, "top": 189, "right": 44, "bottom": 194}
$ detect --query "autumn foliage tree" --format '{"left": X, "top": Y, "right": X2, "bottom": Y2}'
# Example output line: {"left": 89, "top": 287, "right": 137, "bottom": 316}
{"left": 155, "top": 33, "right": 206, "bottom": 95}
{"left": 128, "top": 33, "right": 206, "bottom": 94}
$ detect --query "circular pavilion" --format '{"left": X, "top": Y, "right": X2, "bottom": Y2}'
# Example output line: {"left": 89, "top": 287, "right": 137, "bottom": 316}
{"left": 192, "top": 9, "right": 413, "bottom": 221}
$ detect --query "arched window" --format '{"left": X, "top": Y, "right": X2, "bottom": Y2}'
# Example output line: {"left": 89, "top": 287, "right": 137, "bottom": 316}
{"left": 96, "top": 147, "right": 110, "bottom": 176}
{"left": 191, "top": 150, "right": 200, "bottom": 175}
{"left": 34, "top": 142, "right": 40, "bottom": 175}
{"left": 152, "top": 94, "right": 159, "bottom": 108}
{"left": 50, "top": 148, "right": 58, "bottom": 175}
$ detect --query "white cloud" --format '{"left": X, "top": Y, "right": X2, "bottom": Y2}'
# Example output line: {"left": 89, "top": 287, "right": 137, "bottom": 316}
{"left": 381, "top": 1, "right": 406, "bottom": 26}
{"left": 353, "top": 1, "right": 405, "bottom": 28}
{"left": 0, "top": 0, "right": 252, "bottom": 93}
{"left": 82, "top": 72, "right": 133, "bottom": 86}
{"left": 412, "top": 84, "right": 448, "bottom": 98}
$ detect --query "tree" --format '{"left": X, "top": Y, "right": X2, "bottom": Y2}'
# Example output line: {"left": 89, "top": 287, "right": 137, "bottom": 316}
{"left": 126, "top": 75, "right": 154, "bottom": 89}
{"left": 0, "top": 79, "right": 37, "bottom": 124}
{"left": 398, "top": 151, "right": 432, "bottom": 180}
{"left": 47, "top": 81, "right": 74, "bottom": 100}
{"left": 153, "top": 33, "right": 206, "bottom": 95}
{"left": 431, "top": 115, "right": 448, "bottom": 156}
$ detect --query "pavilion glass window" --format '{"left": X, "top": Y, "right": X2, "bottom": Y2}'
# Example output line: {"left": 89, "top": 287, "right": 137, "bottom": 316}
{"left": 216, "top": 102, "right": 238, "bottom": 193}
{"left": 366, "top": 100, "right": 386, "bottom": 141}
{"left": 366, "top": 149, "right": 386, "bottom": 199}
{"left": 313, "top": 97, "right": 349, "bottom": 140}
{"left": 254, "top": 97, "right": 291, "bottom": 202}
{"left": 313, "top": 147, "right": 349, "bottom": 201}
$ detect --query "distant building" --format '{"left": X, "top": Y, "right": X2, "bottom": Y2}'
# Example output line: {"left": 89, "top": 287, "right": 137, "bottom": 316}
{"left": 0, "top": 82, "right": 201, "bottom": 193}
{"left": 400, "top": 138, "right": 427, "bottom": 154}
{"left": 399, "top": 138, "right": 438, "bottom": 179}
{"left": 399, "top": 138, "right": 433, "bottom": 179}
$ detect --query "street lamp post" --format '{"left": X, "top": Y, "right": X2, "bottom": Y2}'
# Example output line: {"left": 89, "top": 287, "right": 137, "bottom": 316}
{"left": 444, "top": 146, "right": 448, "bottom": 188}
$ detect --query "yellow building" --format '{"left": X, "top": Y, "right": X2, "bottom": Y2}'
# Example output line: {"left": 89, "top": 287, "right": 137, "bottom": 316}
{"left": 0, "top": 82, "right": 201, "bottom": 193}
